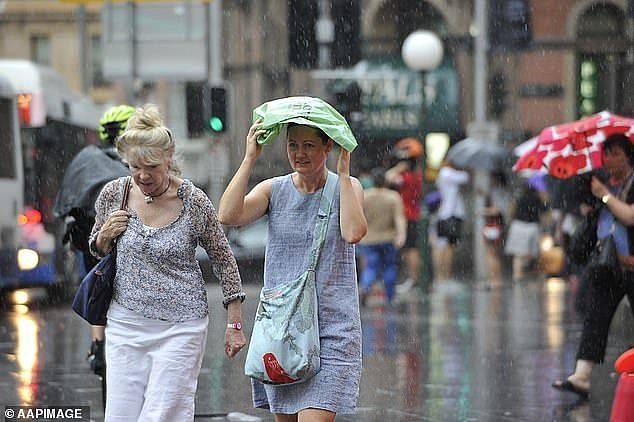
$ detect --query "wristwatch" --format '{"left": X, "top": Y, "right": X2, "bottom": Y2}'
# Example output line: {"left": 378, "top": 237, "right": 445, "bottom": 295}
{"left": 602, "top": 194, "right": 612, "bottom": 204}
{"left": 227, "top": 322, "right": 242, "bottom": 330}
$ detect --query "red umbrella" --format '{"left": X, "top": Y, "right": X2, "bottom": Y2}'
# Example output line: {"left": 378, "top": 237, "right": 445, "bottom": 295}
{"left": 513, "top": 111, "right": 634, "bottom": 179}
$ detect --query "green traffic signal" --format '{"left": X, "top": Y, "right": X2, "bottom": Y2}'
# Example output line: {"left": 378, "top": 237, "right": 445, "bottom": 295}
{"left": 209, "top": 116, "right": 224, "bottom": 132}
{"left": 207, "top": 87, "right": 227, "bottom": 133}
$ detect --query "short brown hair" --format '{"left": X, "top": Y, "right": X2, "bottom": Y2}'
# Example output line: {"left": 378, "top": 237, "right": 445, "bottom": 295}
{"left": 286, "top": 123, "right": 330, "bottom": 144}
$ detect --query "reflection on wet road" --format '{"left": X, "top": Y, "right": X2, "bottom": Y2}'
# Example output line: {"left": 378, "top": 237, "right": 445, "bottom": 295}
{"left": 0, "top": 277, "right": 632, "bottom": 421}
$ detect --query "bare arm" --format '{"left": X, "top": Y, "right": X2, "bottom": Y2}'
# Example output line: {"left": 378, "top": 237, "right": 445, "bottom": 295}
{"left": 218, "top": 120, "right": 271, "bottom": 226}
{"left": 385, "top": 161, "right": 408, "bottom": 185}
{"left": 591, "top": 176, "right": 634, "bottom": 226}
{"left": 218, "top": 164, "right": 272, "bottom": 226}
{"left": 338, "top": 149, "right": 367, "bottom": 243}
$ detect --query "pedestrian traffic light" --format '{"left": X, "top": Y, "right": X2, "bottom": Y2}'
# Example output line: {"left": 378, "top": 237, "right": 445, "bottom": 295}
{"left": 186, "top": 83, "right": 228, "bottom": 137}
{"left": 206, "top": 86, "right": 228, "bottom": 134}
{"left": 489, "top": 72, "right": 508, "bottom": 118}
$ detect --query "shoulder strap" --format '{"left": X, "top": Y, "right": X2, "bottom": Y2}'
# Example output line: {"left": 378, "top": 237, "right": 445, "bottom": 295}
{"left": 112, "top": 177, "right": 132, "bottom": 249}
{"left": 622, "top": 174, "right": 634, "bottom": 204}
{"left": 307, "top": 172, "right": 338, "bottom": 272}
{"left": 120, "top": 177, "right": 132, "bottom": 210}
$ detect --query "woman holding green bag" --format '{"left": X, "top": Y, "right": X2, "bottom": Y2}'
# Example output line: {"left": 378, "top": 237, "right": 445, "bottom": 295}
{"left": 219, "top": 97, "right": 367, "bottom": 421}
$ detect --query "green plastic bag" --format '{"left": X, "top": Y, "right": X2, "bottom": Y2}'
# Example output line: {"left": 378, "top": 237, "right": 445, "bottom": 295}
{"left": 252, "top": 96, "right": 358, "bottom": 152}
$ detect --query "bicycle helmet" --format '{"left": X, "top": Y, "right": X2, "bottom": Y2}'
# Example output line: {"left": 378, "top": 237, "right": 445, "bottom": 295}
{"left": 393, "top": 137, "right": 423, "bottom": 159}
{"left": 98, "top": 105, "right": 135, "bottom": 144}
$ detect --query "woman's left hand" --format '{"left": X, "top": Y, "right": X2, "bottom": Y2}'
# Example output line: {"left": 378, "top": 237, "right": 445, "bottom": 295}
{"left": 337, "top": 148, "right": 350, "bottom": 177}
{"left": 591, "top": 176, "right": 610, "bottom": 199}
{"left": 224, "top": 326, "right": 247, "bottom": 358}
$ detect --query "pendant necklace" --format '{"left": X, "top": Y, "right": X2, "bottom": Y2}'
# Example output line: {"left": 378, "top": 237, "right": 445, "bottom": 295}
{"left": 143, "top": 179, "right": 171, "bottom": 204}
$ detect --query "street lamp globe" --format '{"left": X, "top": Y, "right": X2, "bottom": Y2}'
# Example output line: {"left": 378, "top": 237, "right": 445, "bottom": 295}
{"left": 401, "top": 30, "right": 444, "bottom": 71}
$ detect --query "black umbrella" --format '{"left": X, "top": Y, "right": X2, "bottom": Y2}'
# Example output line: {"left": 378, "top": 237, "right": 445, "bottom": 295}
{"left": 53, "top": 145, "right": 129, "bottom": 217}
{"left": 446, "top": 137, "right": 510, "bottom": 171}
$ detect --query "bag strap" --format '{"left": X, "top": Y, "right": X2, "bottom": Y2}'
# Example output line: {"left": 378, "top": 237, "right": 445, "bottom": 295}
{"left": 120, "top": 177, "right": 132, "bottom": 210}
{"left": 111, "top": 177, "right": 132, "bottom": 249}
{"left": 617, "top": 174, "right": 634, "bottom": 202}
{"left": 307, "top": 172, "right": 338, "bottom": 272}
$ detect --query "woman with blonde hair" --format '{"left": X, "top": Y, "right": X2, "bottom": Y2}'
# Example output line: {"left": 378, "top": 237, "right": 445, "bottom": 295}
{"left": 89, "top": 104, "right": 246, "bottom": 420}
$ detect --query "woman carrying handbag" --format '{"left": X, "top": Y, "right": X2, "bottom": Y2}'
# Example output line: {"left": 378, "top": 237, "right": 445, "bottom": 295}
{"left": 89, "top": 105, "right": 246, "bottom": 420}
{"left": 218, "top": 99, "right": 367, "bottom": 422}
{"left": 553, "top": 133, "right": 634, "bottom": 399}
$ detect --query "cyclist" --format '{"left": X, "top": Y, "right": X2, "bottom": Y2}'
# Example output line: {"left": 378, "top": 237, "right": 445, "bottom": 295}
{"left": 54, "top": 104, "right": 135, "bottom": 383}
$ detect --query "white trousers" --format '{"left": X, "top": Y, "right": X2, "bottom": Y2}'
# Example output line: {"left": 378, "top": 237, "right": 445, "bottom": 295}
{"left": 104, "top": 302, "right": 209, "bottom": 422}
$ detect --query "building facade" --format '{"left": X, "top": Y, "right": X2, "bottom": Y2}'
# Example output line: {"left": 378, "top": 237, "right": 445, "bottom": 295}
{"left": 0, "top": 0, "right": 632, "bottom": 179}
{"left": 0, "top": 1, "right": 118, "bottom": 103}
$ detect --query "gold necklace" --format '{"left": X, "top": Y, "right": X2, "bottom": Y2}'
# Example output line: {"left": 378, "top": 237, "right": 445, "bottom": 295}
{"left": 143, "top": 179, "right": 171, "bottom": 204}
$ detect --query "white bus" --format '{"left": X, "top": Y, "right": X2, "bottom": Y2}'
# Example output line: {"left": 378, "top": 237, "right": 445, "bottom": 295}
{"left": 0, "top": 60, "right": 103, "bottom": 297}
{"left": 0, "top": 73, "right": 25, "bottom": 289}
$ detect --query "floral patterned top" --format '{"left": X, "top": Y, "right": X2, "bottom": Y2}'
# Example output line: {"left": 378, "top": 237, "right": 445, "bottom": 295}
{"left": 89, "top": 176, "right": 244, "bottom": 322}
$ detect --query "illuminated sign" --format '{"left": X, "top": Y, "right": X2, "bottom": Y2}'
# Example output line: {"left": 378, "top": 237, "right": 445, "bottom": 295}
{"left": 579, "top": 59, "right": 598, "bottom": 117}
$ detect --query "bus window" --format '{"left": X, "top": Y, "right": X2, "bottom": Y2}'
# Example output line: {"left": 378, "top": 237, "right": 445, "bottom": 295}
{"left": 0, "top": 97, "right": 16, "bottom": 178}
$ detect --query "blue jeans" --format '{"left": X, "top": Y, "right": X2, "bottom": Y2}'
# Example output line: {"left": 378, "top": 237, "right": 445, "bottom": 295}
{"left": 359, "top": 243, "right": 399, "bottom": 302}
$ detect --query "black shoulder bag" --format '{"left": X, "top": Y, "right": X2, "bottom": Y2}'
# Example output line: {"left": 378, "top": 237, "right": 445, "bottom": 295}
{"left": 586, "top": 175, "right": 634, "bottom": 281}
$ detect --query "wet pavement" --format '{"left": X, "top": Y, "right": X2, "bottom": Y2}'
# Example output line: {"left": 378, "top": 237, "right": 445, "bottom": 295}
{"left": 0, "top": 276, "right": 632, "bottom": 421}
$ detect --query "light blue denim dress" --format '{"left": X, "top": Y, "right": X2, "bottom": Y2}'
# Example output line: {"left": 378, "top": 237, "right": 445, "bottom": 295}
{"left": 251, "top": 173, "right": 362, "bottom": 414}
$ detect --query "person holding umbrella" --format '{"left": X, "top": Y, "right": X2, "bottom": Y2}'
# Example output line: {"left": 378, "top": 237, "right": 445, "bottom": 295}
{"left": 552, "top": 133, "right": 634, "bottom": 398}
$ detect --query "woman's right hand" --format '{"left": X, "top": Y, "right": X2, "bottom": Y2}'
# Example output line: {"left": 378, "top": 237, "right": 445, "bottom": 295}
{"left": 97, "top": 210, "right": 130, "bottom": 252}
{"left": 245, "top": 119, "right": 266, "bottom": 163}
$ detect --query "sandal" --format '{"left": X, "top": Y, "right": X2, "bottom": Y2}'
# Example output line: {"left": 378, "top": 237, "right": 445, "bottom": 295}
{"left": 552, "top": 379, "right": 590, "bottom": 399}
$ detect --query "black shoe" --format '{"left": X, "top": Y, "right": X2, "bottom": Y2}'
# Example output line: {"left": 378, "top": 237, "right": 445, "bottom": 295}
{"left": 87, "top": 339, "right": 105, "bottom": 378}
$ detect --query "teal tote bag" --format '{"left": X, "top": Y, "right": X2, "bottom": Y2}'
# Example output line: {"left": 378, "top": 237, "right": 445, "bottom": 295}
{"left": 245, "top": 172, "right": 337, "bottom": 385}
